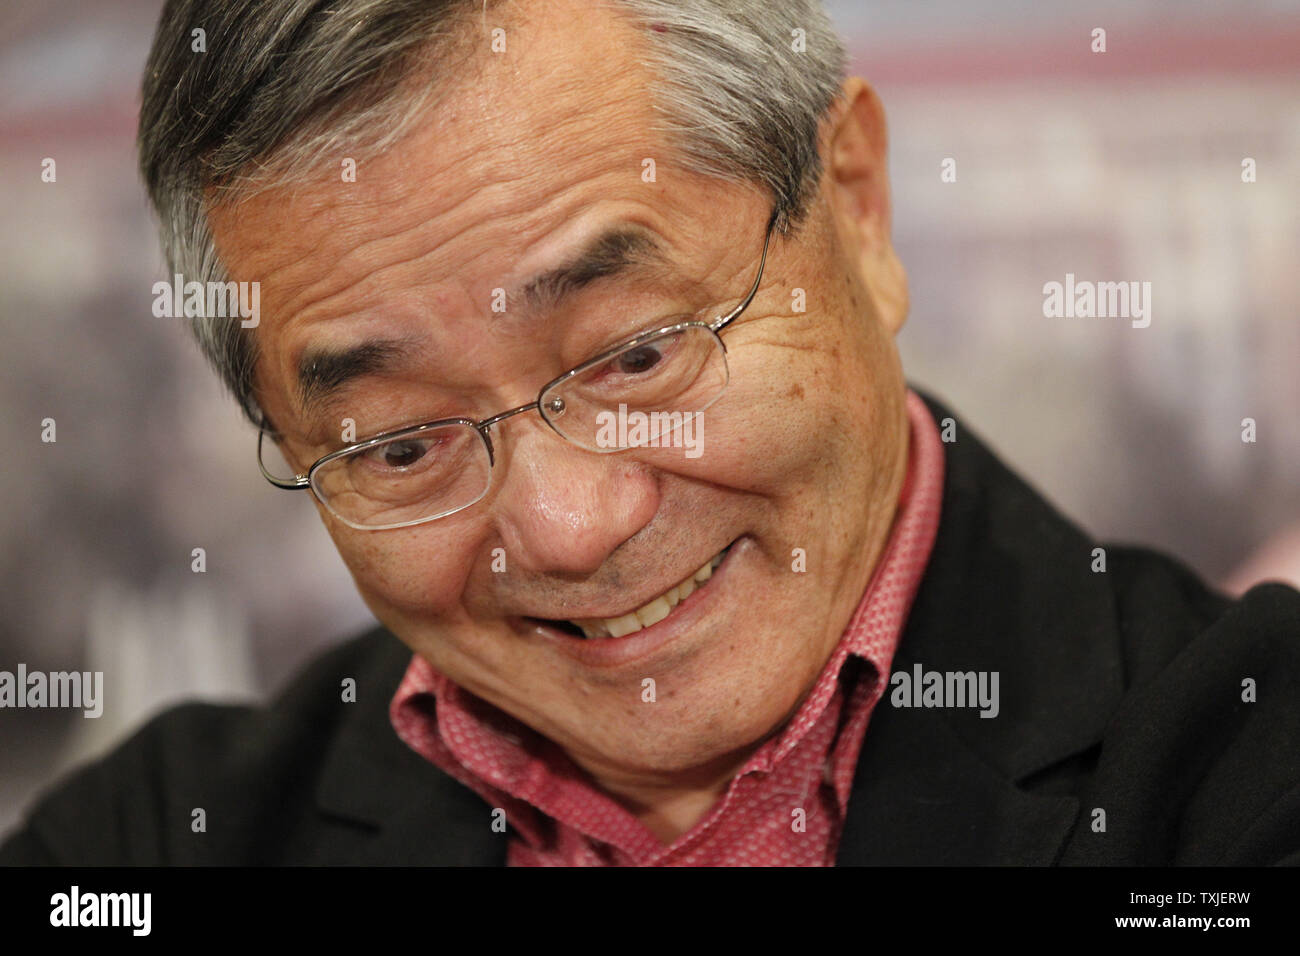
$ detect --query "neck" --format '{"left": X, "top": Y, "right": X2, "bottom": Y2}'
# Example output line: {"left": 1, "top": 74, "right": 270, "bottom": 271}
{"left": 574, "top": 742, "right": 766, "bottom": 844}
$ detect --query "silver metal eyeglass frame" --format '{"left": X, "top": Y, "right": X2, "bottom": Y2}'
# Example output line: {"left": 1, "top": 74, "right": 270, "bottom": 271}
{"left": 257, "top": 207, "right": 779, "bottom": 528}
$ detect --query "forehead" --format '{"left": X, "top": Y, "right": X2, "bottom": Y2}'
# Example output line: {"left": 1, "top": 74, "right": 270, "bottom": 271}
{"left": 205, "top": 0, "right": 774, "bottom": 438}
{"left": 209, "top": 0, "right": 680, "bottom": 312}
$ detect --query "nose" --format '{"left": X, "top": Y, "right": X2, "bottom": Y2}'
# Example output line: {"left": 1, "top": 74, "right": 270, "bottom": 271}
{"left": 490, "top": 417, "right": 660, "bottom": 576}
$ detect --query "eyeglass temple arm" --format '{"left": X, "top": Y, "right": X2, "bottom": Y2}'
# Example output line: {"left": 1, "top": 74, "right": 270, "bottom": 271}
{"left": 709, "top": 209, "right": 778, "bottom": 333}
{"left": 258, "top": 426, "right": 311, "bottom": 490}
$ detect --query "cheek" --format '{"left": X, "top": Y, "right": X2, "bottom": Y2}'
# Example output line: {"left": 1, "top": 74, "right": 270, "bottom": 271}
{"left": 669, "top": 342, "right": 867, "bottom": 498}
{"left": 321, "top": 511, "right": 479, "bottom": 618}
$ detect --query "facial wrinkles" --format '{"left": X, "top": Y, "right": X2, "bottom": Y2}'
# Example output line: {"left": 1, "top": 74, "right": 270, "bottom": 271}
{"left": 231, "top": 83, "right": 761, "bottom": 439}
{"left": 232, "top": 146, "right": 563, "bottom": 381}
{"left": 293, "top": 201, "right": 755, "bottom": 442}
{"left": 279, "top": 118, "right": 696, "bottom": 343}
{"left": 218, "top": 7, "right": 667, "bottom": 378}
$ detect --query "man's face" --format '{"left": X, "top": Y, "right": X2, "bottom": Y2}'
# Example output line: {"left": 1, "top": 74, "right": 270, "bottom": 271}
{"left": 209, "top": 0, "right": 910, "bottom": 792}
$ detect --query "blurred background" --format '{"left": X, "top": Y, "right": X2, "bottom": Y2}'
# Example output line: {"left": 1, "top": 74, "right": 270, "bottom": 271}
{"left": 1, "top": 0, "right": 1298, "bottom": 834}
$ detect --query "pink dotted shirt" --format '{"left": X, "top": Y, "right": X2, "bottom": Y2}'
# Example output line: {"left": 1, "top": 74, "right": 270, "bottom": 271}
{"left": 390, "top": 389, "right": 944, "bottom": 865}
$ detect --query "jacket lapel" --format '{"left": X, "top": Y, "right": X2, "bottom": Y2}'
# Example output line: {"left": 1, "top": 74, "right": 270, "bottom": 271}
{"left": 837, "top": 390, "right": 1125, "bottom": 865}
{"left": 836, "top": 702, "right": 1081, "bottom": 865}
{"left": 312, "top": 631, "right": 506, "bottom": 865}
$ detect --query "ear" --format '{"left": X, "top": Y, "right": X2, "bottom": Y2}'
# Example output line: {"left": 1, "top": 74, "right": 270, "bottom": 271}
{"left": 822, "top": 77, "right": 908, "bottom": 336}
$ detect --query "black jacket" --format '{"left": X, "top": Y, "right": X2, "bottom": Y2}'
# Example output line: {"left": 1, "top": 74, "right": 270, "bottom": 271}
{"left": 3, "top": 394, "right": 1298, "bottom": 865}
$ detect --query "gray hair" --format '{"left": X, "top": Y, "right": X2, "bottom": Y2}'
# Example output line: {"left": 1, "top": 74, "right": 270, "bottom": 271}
{"left": 138, "top": 0, "right": 848, "bottom": 424}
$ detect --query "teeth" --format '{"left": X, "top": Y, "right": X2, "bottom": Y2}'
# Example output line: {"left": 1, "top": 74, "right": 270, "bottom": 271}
{"left": 635, "top": 596, "right": 672, "bottom": 628}
{"left": 569, "top": 547, "right": 728, "bottom": 640}
{"left": 605, "top": 613, "right": 641, "bottom": 639}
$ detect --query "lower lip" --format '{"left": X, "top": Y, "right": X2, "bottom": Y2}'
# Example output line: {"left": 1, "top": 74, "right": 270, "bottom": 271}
{"left": 518, "top": 541, "right": 740, "bottom": 669}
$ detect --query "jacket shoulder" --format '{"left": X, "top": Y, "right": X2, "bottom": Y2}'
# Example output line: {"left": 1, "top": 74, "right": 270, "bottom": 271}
{"left": 1081, "top": 563, "right": 1300, "bottom": 864}
{"left": 903, "top": 389, "right": 1300, "bottom": 864}
{"left": 0, "top": 626, "right": 404, "bottom": 865}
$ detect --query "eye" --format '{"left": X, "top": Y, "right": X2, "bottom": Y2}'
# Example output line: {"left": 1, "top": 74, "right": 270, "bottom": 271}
{"left": 365, "top": 438, "right": 434, "bottom": 470}
{"left": 612, "top": 342, "right": 665, "bottom": 375}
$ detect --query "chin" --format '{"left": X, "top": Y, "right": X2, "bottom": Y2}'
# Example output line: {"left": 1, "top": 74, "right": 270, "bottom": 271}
{"left": 577, "top": 692, "right": 781, "bottom": 775}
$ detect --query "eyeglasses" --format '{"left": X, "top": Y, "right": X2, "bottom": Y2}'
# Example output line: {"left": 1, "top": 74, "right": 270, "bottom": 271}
{"left": 258, "top": 209, "right": 778, "bottom": 530}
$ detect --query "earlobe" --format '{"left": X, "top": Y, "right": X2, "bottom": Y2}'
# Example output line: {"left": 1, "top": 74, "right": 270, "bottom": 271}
{"left": 864, "top": 247, "right": 909, "bottom": 337}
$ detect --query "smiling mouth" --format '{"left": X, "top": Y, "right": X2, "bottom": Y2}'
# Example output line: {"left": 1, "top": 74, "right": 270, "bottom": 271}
{"left": 530, "top": 544, "right": 731, "bottom": 640}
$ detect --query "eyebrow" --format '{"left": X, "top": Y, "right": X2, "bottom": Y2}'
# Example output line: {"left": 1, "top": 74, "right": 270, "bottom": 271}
{"left": 511, "top": 225, "right": 670, "bottom": 316}
{"left": 294, "top": 225, "right": 674, "bottom": 418}
{"left": 296, "top": 336, "right": 422, "bottom": 419}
